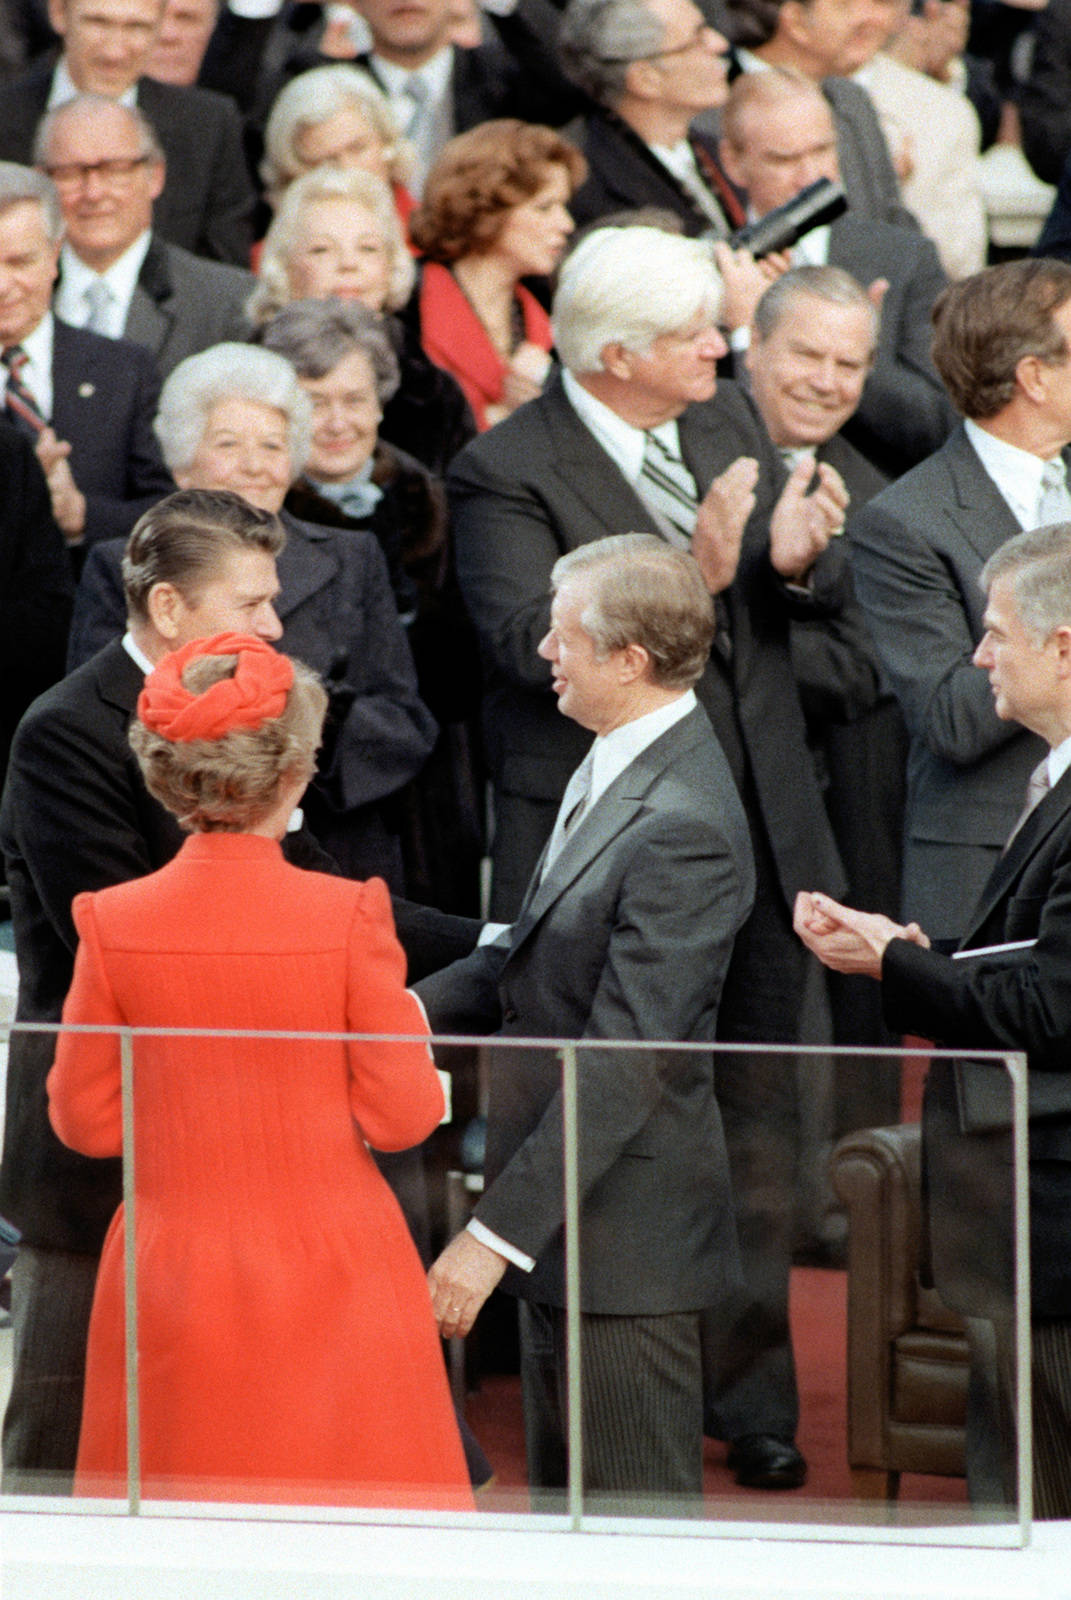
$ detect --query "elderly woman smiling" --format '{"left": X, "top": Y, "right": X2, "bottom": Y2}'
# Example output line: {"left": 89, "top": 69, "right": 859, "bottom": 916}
{"left": 247, "top": 168, "right": 474, "bottom": 473}
{"left": 70, "top": 342, "right": 437, "bottom": 887}
{"left": 260, "top": 64, "right": 418, "bottom": 229}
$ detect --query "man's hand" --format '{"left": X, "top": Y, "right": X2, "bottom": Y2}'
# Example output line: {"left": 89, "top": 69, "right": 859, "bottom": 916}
{"left": 693, "top": 456, "right": 759, "bottom": 594}
{"left": 713, "top": 242, "right": 792, "bottom": 333}
{"left": 428, "top": 1229, "right": 508, "bottom": 1340}
{"left": 769, "top": 457, "right": 849, "bottom": 582}
{"left": 35, "top": 428, "right": 86, "bottom": 541}
{"left": 793, "top": 890, "right": 930, "bottom": 978}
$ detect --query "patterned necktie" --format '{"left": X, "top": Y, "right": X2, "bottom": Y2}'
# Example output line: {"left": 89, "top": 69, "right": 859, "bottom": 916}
{"left": 83, "top": 278, "right": 113, "bottom": 336}
{"left": 1004, "top": 757, "right": 1050, "bottom": 853}
{"left": 2, "top": 345, "right": 47, "bottom": 436}
{"left": 638, "top": 431, "right": 698, "bottom": 548}
{"left": 541, "top": 747, "right": 596, "bottom": 877}
{"left": 1036, "top": 457, "right": 1071, "bottom": 526}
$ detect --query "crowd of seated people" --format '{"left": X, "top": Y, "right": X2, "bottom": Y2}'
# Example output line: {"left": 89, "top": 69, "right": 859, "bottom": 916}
{"left": 3, "top": 0, "right": 1071, "bottom": 1517}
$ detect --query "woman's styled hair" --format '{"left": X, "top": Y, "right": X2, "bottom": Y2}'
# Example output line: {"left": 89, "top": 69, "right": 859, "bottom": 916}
{"left": 255, "top": 298, "right": 400, "bottom": 401}
{"left": 409, "top": 120, "right": 586, "bottom": 265}
{"left": 153, "top": 343, "right": 313, "bottom": 478}
{"left": 248, "top": 167, "right": 415, "bottom": 324}
{"left": 260, "top": 63, "right": 415, "bottom": 201}
{"left": 130, "top": 650, "right": 327, "bottom": 832}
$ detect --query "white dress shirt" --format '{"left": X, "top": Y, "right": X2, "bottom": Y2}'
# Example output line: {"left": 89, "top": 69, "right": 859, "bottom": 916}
{"left": 963, "top": 418, "right": 1057, "bottom": 531}
{"left": 561, "top": 368, "right": 687, "bottom": 492}
{"left": 49, "top": 59, "right": 138, "bottom": 109}
{"left": 467, "top": 688, "right": 699, "bottom": 1272}
{"left": 55, "top": 233, "right": 152, "bottom": 339}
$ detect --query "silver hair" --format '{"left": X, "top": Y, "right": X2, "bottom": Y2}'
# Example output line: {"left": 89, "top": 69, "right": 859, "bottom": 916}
{"left": 260, "top": 64, "right": 415, "bottom": 199}
{"left": 551, "top": 533, "right": 714, "bottom": 687}
{"left": 980, "top": 523, "right": 1071, "bottom": 642}
{"left": 153, "top": 342, "right": 313, "bottom": 477}
{"left": 552, "top": 225, "right": 722, "bottom": 373}
{"left": 33, "top": 92, "right": 165, "bottom": 169}
{"left": 559, "top": 0, "right": 666, "bottom": 107}
{"left": 256, "top": 298, "right": 400, "bottom": 402}
{"left": 246, "top": 166, "right": 415, "bottom": 323}
{"left": 753, "top": 264, "right": 879, "bottom": 344}
{"left": 0, "top": 160, "right": 63, "bottom": 242}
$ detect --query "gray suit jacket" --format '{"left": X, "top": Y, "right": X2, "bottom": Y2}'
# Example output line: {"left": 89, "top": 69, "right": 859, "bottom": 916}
{"left": 123, "top": 235, "right": 254, "bottom": 378}
{"left": 849, "top": 422, "right": 1048, "bottom": 939}
{"left": 417, "top": 705, "right": 754, "bottom": 1313}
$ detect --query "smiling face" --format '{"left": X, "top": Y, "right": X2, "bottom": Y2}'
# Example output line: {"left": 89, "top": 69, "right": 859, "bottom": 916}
{"left": 0, "top": 200, "right": 60, "bottom": 347}
{"left": 538, "top": 576, "right": 632, "bottom": 733}
{"left": 286, "top": 198, "right": 393, "bottom": 312}
{"left": 294, "top": 106, "right": 393, "bottom": 185}
{"left": 167, "top": 544, "right": 284, "bottom": 648}
{"left": 174, "top": 397, "right": 294, "bottom": 513}
{"left": 746, "top": 293, "right": 875, "bottom": 447}
{"left": 301, "top": 348, "right": 382, "bottom": 484}
{"left": 49, "top": 0, "right": 164, "bottom": 96}
{"left": 44, "top": 99, "right": 164, "bottom": 272}
{"left": 488, "top": 166, "right": 575, "bottom": 279}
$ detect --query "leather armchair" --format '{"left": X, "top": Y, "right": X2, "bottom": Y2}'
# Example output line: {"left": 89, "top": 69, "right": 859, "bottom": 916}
{"left": 830, "top": 1122, "right": 969, "bottom": 1499}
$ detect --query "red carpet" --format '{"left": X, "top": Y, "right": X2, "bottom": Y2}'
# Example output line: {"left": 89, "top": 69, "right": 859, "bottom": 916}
{"left": 464, "top": 1268, "right": 968, "bottom": 1508}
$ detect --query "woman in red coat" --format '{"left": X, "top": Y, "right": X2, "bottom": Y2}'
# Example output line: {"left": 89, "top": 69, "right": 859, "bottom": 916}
{"left": 47, "top": 633, "right": 472, "bottom": 1509}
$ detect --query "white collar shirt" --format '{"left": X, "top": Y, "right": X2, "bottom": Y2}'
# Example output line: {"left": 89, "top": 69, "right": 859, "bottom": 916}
{"left": 963, "top": 417, "right": 1055, "bottom": 531}
{"left": 1, "top": 310, "right": 53, "bottom": 419}
{"left": 55, "top": 232, "right": 152, "bottom": 338}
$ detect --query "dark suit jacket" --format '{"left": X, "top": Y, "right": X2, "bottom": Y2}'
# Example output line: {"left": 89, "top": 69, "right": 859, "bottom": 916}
{"left": 48, "top": 317, "right": 175, "bottom": 547}
{"left": 417, "top": 705, "right": 754, "bottom": 1313}
{"left": 0, "top": 635, "right": 475, "bottom": 1254}
{"left": 849, "top": 422, "right": 1048, "bottom": 940}
{"left": 0, "top": 62, "right": 255, "bottom": 264}
{"left": 121, "top": 234, "right": 254, "bottom": 378}
{"left": 0, "top": 416, "right": 72, "bottom": 785}
{"left": 65, "top": 512, "right": 438, "bottom": 869}
{"left": 882, "top": 765, "right": 1071, "bottom": 1317}
{"left": 447, "top": 371, "right": 846, "bottom": 914}
{"left": 567, "top": 108, "right": 740, "bottom": 238}
{"left": 826, "top": 214, "right": 954, "bottom": 479}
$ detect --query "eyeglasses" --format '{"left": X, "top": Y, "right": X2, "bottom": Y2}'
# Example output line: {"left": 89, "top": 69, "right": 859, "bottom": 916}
{"left": 600, "top": 22, "right": 718, "bottom": 64}
{"left": 44, "top": 155, "right": 153, "bottom": 189}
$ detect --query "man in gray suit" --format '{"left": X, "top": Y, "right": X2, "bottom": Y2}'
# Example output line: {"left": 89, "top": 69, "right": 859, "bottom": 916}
{"left": 420, "top": 534, "right": 755, "bottom": 1499}
{"left": 39, "top": 95, "right": 252, "bottom": 377}
{"left": 849, "top": 258, "right": 1071, "bottom": 943}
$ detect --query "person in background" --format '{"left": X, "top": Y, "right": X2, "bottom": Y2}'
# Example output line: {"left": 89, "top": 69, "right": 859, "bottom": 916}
{"left": 408, "top": 120, "right": 585, "bottom": 431}
{"left": 249, "top": 165, "right": 474, "bottom": 472}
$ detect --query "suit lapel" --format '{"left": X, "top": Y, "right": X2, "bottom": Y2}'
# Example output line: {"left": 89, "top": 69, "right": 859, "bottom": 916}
{"left": 961, "top": 765, "right": 1071, "bottom": 944}
{"left": 508, "top": 709, "right": 706, "bottom": 950}
{"left": 275, "top": 514, "right": 340, "bottom": 616}
{"left": 540, "top": 377, "right": 663, "bottom": 539}
{"left": 123, "top": 237, "right": 176, "bottom": 358}
{"left": 939, "top": 424, "right": 1028, "bottom": 567}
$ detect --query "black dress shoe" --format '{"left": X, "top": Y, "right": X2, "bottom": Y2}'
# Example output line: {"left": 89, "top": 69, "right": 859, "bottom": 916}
{"left": 727, "top": 1434, "right": 807, "bottom": 1489}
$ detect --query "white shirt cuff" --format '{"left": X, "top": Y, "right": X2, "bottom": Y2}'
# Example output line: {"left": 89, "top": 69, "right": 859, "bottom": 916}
{"left": 467, "top": 1217, "right": 535, "bottom": 1272}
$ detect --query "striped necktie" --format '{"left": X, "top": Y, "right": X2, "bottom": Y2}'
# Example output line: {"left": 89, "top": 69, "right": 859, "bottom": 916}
{"left": 639, "top": 431, "right": 698, "bottom": 547}
{"left": 2, "top": 345, "right": 47, "bottom": 436}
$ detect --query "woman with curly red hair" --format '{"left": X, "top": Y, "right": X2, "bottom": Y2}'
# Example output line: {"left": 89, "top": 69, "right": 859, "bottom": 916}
{"left": 409, "top": 120, "right": 586, "bottom": 430}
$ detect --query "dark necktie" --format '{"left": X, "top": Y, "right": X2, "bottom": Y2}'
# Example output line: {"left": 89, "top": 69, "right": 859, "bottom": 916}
{"left": 2, "top": 345, "right": 47, "bottom": 437}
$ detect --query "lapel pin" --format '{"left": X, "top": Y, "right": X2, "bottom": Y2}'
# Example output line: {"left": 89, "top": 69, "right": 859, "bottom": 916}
{"left": 78, "top": 382, "right": 95, "bottom": 398}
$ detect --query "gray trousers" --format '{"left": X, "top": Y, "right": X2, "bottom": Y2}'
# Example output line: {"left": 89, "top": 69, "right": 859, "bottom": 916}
{"left": 518, "top": 1299, "right": 704, "bottom": 1506}
{"left": 2, "top": 1245, "right": 98, "bottom": 1495}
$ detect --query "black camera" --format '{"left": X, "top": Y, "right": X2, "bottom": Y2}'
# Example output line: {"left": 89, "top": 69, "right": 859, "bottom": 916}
{"left": 728, "top": 178, "right": 848, "bottom": 259}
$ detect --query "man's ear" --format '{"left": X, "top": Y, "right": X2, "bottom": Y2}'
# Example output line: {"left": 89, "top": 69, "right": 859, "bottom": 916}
{"left": 1052, "top": 623, "right": 1071, "bottom": 676}
{"left": 718, "top": 138, "right": 746, "bottom": 191}
{"left": 147, "top": 158, "right": 166, "bottom": 204}
{"left": 778, "top": 0, "right": 814, "bottom": 50}
{"left": 621, "top": 56, "right": 662, "bottom": 103}
{"left": 46, "top": 0, "right": 67, "bottom": 39}
{"left": 600, "top": 340, "right": 634, "bottom": 382}
{"left": 145, "top": 581, "right": 185, "bottom": 642}
{"left": 618, "top": 640, "right": 652, "bottom": 684}
{"left": 1014, "top": 352, "right": 1051, "bottom": 406}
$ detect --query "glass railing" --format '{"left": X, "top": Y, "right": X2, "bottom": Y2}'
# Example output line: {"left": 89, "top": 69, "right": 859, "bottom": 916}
{"left": 0, "top": 1025, "right": 1030, "bottom": 1547}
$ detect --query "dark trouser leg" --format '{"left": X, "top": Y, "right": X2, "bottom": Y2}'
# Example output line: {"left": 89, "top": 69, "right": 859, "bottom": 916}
{"left": 518, "top": 1301, "right": 703, "bottom": 1502}
{"left": 1029, "top": 1318, "right": 1071, "bottom": 1519}
{"left": 701, "top": 841, "right": 808, "bottom": 1446}
{"left": 2, "top": 1245, "right": 98, "bottom": 1494}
